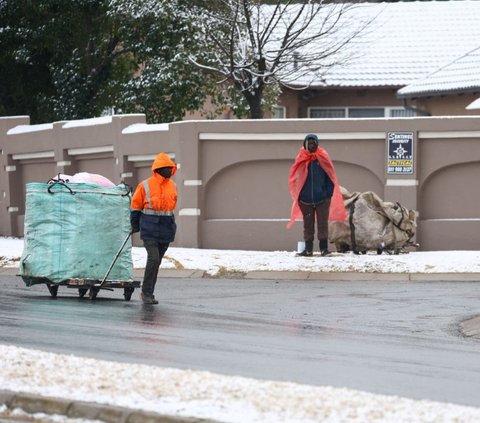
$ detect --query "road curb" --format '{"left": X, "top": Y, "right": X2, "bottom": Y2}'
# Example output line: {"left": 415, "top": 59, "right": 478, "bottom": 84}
{"left": 2, "top": 266, "right": 480, "bottom": 282}
{"left": 0, "top": 390, "right": 220, "bottom": 423}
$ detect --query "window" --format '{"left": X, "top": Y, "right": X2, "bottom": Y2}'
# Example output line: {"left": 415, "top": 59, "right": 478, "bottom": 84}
{"left": 309, "top": 108, "right": 346, "bottom": 118}
{"left": 271, "top": 105, "right": 286, "bottom": 119}
{"left": 308, "top": 107, "right": 415, "bottom": 118}
{"left": 388, "top": 108, "right": 416, "bottom": 117}
{"left": 348, "top": 108, "right": 384, "bottom": 118}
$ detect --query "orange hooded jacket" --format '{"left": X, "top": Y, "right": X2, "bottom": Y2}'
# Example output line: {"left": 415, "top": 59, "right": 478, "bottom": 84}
{"left": 131, "top": 153, "right": 177, "bottom": 212}
{"left": 130, "top": 153, "right": 178, "bottom": 242}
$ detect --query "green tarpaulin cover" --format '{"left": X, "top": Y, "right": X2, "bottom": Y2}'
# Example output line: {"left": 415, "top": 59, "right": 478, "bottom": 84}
{"left": 19, "top": 181, "right": 133, "bottom": 284}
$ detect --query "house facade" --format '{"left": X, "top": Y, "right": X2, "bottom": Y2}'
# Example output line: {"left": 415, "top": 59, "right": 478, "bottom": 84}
{"left": 272, "top": 1, "right": 480, "bottom": 120}
{"left": 276, "top": 87, "right": 480, "bottom": 119}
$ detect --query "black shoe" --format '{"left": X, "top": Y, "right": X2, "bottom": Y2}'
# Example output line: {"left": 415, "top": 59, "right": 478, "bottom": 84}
{"left": 297, "top": 240, "right": 314, "bottom": 257}
{"left": 319, "top": 239, "right": 329, "bottom": 255}
{"left": 141, "top": 293, "right": 159, "bottom": 304}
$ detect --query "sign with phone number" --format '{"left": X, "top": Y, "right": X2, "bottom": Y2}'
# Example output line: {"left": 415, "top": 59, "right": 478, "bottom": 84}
{"left": 387, "top": 132, "right": 414, "bottom": 175}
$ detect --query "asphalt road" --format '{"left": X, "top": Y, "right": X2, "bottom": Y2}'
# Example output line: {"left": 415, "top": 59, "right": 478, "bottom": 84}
{"left": 2, "top": 275, "right": 480, "bottom": 408}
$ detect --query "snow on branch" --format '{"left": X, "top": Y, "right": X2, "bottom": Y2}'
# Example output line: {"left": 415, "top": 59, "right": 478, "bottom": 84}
{"left": 191, "top": 0, "right": 374, "bottom": 88}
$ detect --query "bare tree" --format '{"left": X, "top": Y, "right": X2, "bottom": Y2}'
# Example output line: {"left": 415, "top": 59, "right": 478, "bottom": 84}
{"left": 190, "top": 0, "right": 374, "bottom": 119}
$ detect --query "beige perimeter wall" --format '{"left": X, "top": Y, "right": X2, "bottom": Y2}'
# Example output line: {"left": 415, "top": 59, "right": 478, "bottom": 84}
{"left": 1, "top": 114, "right": 480, "bottom": 251}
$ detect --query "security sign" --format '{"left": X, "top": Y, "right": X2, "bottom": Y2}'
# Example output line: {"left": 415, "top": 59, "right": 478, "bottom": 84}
{"left": 387, "top": 132, "right": 414, "bottom": 175}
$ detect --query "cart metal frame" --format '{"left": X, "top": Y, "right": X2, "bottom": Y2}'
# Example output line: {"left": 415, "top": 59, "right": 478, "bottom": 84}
{"left": 21, "top": 276, "right": 141, "bottom": 300}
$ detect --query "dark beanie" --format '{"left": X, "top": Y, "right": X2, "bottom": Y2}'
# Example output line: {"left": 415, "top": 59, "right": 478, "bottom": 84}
{"left": 303, "top": 133, "right": 319, "bottom": 149}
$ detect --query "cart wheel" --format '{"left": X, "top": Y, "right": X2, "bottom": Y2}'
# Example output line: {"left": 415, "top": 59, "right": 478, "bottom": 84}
{"left": 89, "top": 287, "right": 99, "bottom": 300}
{"left": 79, "top": 288, "right": 88, "bottom": 298}
{"left": 47, "top": 284, "right": 58, "bottom": 298}
{"left": 124, "top": 287, "right": 135, "bottom": 301}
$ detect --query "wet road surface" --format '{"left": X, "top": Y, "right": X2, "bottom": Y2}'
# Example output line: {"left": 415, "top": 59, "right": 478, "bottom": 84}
{"left": 1, "top": 275, "right": 480, "bottom": 407}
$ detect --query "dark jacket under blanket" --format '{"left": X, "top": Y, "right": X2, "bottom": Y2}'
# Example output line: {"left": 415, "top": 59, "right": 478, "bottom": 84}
{"left": 299, "top": 160, "right": 334, "bottom": 204}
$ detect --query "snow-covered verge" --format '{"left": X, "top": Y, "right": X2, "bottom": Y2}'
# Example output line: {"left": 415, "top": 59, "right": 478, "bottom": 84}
{"left": 2, "top": 236, "right": 480, "bottom": 275}
{"left": 2, "top": 345, "right": 480, "bottom": 423}
{"left": 155, "top": 248, "right": 480, "bottom": 276}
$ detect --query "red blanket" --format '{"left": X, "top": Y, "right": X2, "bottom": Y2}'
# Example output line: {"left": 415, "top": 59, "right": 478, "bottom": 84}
{"left": 287, "top": 147, "right": 346, "bottom": 228}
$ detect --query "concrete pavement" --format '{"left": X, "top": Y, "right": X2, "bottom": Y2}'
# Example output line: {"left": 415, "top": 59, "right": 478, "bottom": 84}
{"left": 2, "top": 265, "right": 480, "bottom": 422}
{"left": 0, "top": 390, "right": 219, "bottom": 423}
{"left": 2, "top": 266, "right": 480, "bottom": 282}
{"left": 134, "top": 268, "right": 480, "bottom": 282}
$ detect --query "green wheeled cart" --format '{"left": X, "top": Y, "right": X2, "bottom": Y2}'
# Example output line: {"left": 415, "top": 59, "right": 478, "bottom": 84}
{"left": 19, "top": 178, "right": 140, "bottom": 301}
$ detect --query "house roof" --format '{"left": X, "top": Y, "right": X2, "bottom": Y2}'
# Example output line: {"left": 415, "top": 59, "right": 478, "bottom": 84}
{"left": 397, "top": 46, "right": 480, "bottom": 99}
{"left": 466, "top": 97, "right": 480, "bottom": 110}
{"left": 295, "top": 1, "right": 480, "bottom": 90}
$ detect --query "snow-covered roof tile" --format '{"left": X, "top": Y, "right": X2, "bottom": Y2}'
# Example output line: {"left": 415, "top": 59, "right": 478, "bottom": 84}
{"left": 293, "top": 1, "right": 480, "bottom": 89}
{"left": 397, "top": 46, "right": 480, "bottom": 98}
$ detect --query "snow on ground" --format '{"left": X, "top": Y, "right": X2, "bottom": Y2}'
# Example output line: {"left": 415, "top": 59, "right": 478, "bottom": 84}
{"left": 2, "top": 345, "right": 480, "bottom": 423}
{"left": 156, "top": 248, "right": 480, "bottom": 275}
{"left": 2, "top": 236, "right": 480, "bottom": 422}
{"left": 2, "top": 236, "right": 480, "bottom": 275}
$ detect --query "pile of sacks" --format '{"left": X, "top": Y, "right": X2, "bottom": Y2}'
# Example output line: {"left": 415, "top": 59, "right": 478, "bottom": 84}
{"left": 329, "top": 187, "right": 418, "bottom": 254}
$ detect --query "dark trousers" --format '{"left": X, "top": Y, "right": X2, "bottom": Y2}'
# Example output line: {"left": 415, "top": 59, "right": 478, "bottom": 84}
{"left": 299, "top": 199, "right": 331, "bottom": 242}
{"left": 142, "top": 239, "right": 169, "bottom": 297}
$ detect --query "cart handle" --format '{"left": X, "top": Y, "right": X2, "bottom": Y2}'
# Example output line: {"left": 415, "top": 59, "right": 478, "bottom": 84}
{"left": 120, "top": 182, "right": 133, "bottom": 197}
{"left": 96, "top": 231, "right": 132, "bottom": 289}
{"left": 47, "top": 180, "right": 76, "bottom": 195}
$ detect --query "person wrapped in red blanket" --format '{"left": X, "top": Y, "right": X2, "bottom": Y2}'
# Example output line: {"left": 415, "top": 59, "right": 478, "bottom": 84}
{"left": 288, "top": 134, "right": 346, "bottom": 256}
